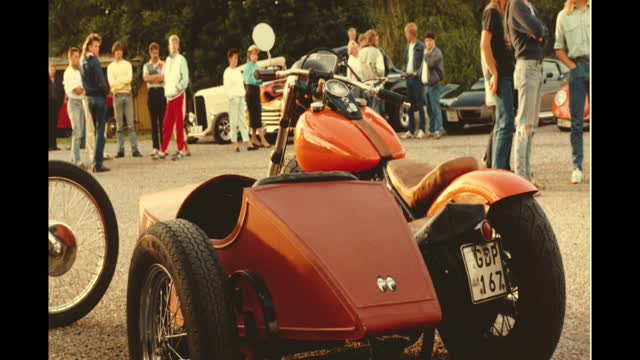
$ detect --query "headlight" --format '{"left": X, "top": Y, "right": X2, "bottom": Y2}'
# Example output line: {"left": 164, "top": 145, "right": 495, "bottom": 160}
{"left": 555, "top": 90, "right": 567, "bottom": 106}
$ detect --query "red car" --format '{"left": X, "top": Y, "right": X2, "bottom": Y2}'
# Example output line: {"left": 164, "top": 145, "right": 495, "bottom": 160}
{"left": 57, "top": 94, "right": 115, "bottom": 137}
{"left": 552, "top": 84, "right": 590, "bottom": 131}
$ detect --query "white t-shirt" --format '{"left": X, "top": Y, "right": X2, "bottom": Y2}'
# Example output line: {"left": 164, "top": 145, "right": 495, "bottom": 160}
{"left": 63, "top": 66, "right": 83, "bottom": 100}
{"left": 347, "top": 55, "right": 361, "bottom": 81}
{"left": 406, "top": 42, "right": 416, "bottom": 74}
{"left": 421, "top": 53, "right": 429, "bottom": 85}
{"left": 223, "top": 66, "right": 246, "bottom": 98}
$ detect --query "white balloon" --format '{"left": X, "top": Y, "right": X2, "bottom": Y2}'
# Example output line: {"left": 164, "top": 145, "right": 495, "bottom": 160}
{"left": 252, "top": 23, "right": 275, "bottom": 52}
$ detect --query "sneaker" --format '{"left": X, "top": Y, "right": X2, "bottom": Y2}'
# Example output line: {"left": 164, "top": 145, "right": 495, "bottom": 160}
{"left": 115, "top": 151, "right": 125, "bottom": 158}
{"left": 151, "top": 152, "right": 167, "bottom": 160}
{"left": 171, "top": 151, "right": 185, "bottom": 161}
{"left": 433, "top": 131, "right": 442, "bottom": 139}
{"left": 415, "top": 129, "right": 426, "bottom": 139}
{"left": 132, "top": 150, "right": 143, "bottom": 157}
{"left": 571, "top": 169, "right": 583, "bottom": 184}
{"left": 92, "top": 165, "right": 110, "bottom": 173}
{"left": 149, "top": 149, "right": 158, "bottom": 156}
{"left": 401, "top": 131, "right": 414, "bottom": 139}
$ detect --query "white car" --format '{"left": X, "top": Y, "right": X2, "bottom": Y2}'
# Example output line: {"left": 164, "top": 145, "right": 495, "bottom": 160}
{"left": 187, "top": 56, "right": 287, "bottom": 144}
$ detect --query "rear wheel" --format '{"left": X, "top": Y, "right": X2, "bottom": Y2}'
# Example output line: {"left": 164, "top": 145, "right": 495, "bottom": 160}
{"left": 127, "top": 219, "right": 237, "bottom": 360}
{"left": 435, "top": 195, "right": 565, "bottom": 360}
{"left": 388, "top": 88, "right": 410, "bottom": 132}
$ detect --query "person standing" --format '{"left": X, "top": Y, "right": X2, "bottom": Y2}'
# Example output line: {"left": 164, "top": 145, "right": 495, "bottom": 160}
{"left": 358, "top": 33, "right": 368, "bottom": 48}
{"left": 107, "top": 41, "right": 141, "bottom": 158}
{"left": 506, "top": 0, "right": 548, "bottom": 189}
{"left": 481, "top": 0, "right": 516, "bottom": 169}
{"left": 422, "top": 33, "right": 446, "bottom": 139}
{"left": 81, "top": 33, "right": 110, "bottom": 172}
{"left": 63, "top": 48, "right": 85, "bottom": 166}
{"left": 554, "top": 0, "right": 589, "bottom": 184}
{"left": 400, "top": 22, "right": 426, "bottom": 139}
{"left": 358, "top": 30, "right": 385, "bottom": 114}
{"left": 49, "top": 62, "right": 64, "bottom": 151}
{"left": 243, "top": 45, "right": 271, "bottom": 148}
{"left": 347, "top": 40, "right": 364, "bottom": 98}
{"left": 143, "top": 42, "right": 166, "bottom": 157}
{"left": 224, "top": 48, "right": 257, "bottom": 152}
{"left": 347, "top": 27, "right": 357, "bottom": 44}
{"left": 152, "top": 34, "right": 189, "bottom": 160}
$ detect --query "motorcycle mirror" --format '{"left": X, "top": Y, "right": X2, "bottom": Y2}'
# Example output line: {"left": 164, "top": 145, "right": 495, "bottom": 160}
{"left": 252, "top": 23, "right": 275, "bottom": 52}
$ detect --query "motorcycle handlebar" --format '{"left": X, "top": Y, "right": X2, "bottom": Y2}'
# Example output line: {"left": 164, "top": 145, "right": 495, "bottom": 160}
{"left": 256, "top": 68, "right": 405, "bottom": 105}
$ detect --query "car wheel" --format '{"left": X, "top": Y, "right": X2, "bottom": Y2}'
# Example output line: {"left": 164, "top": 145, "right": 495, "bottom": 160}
{"left": 388, "top": 89, "right": 410, "bottom": 132}
{"left": 127, "top": 219, "right": 238, "bottom": 360}
{"left": 213, "top": 114, "right": 231, "bottom": 144}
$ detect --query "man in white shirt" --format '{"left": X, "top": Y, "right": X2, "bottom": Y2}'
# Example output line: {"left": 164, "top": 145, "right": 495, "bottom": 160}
{"left": 223, "top": 48, "right": 256, "bottom": 152}
{"left": 107, "top": 41, "right": 141, "bottom": 158}
{"left": 400, "top": 22, "right": 426, "bottom": 139}
{"left": 63, "top": 47, "right": 85, "bottom": 166}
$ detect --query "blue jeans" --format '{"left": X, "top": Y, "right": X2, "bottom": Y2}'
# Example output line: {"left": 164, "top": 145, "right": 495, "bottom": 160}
{"left": 491, "top": 76, "right": 515, "bottom": 170}
{"left": 425, "top": 83, "right": 443, "bottom": 133}
{"left": 114, "top": 93, "right": 139, "bottom": 153}
{"left": 367, "top": 94, "right": 382, "bottom": 114}
{"left": 67, "top": 98, "right": 85, "bottom": 165}
{"left": 406, "top": 76, "right": 426, "bottom": 133}
{"left": 87, "top": 96, "right": 107, "bottom": 168}
{"left": 513, "top": 59, "right": 543, "bottom": 180}
{"left": 569, "top": 60, "right": 589, "bottom": 171}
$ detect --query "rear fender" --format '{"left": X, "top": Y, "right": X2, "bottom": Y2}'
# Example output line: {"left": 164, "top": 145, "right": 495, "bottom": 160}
{"left": 426, "top": 169, "right": 536, "bottom": 217}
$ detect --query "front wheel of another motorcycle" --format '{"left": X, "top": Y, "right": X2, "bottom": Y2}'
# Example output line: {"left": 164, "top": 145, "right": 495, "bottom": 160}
{"left": 428, "top": 195, "right": 566, "bottom": 360}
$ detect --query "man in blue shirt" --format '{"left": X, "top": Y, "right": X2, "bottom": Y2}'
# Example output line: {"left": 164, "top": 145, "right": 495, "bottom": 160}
{"left": 81, "top": 33, "right": 110, "bottom": 172}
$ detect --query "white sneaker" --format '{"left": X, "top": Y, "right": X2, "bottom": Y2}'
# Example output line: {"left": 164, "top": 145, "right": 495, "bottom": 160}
{"left": 415, "top": 129, "right": 426, "bottom": 139}
{"left": 149, "top": 148, "right": 158, "bottom": 156}
{"left": 571, "top": 169, "right": 583, "bottom": 184}
{"left": 401, "top": 131, "right": 414, "bottom": 139}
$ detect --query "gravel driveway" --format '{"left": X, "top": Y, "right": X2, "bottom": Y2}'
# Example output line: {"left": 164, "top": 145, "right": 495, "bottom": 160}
{"left": 48, "top": 124, "right": 590, "bottom": 359}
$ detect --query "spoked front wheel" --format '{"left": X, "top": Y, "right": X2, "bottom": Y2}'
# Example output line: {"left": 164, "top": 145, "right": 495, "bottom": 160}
{"left": 48, "top": 160, "right": 118, "bottom": 328}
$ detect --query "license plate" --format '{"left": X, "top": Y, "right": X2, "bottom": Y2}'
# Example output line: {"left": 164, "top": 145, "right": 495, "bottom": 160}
{"left": 190, "top": 125, "right": 203, "bottom": 134}
{"left": 447, "top": 110, "right": 459, "bottom": 122}
{"left": 461, "top": 242, "right": 508, "bottom": 304}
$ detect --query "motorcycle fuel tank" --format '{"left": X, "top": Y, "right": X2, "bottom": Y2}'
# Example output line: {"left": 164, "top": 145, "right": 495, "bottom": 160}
{"left": 294, "top": 107, "right": 405, "bottom": 173}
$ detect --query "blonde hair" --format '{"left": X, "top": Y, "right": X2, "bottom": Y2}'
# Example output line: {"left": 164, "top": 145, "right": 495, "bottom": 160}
{"left": 348, "top": 27, "right": 356, "bottom": 35}
{"left": 81, "top": 33, "right": 102, "bottom": 58}
{"left": 168, "top": 34, "right": 180, "bottom": 53}
{"left": 564, "top": 0, "right": 576, "bottom": 14}
{"left": 404, "top": 22, "right": 418, "bottom": 36}
{"left": 364, "top": 29, "right": 378, "bottom": 47}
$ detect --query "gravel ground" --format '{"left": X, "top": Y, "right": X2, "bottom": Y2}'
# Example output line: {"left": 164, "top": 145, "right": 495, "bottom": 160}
{"left": 48, "top": 124, "right": 590, "bottom": 359}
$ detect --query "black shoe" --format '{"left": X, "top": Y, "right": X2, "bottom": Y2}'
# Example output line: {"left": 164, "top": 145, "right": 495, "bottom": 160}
{"left": 132, "top": 150, "right": 143, "bottom": 157}
{"left": 92, "top": 165, "right": 110, "bottom": 173}
{"left": 115, "top": 151, "right": 125, "bottom": 158}
{"left": 49, "top": 147, "right": 61, "bottom": 151}
{"left": 247, "top": 146, "right": 258, "bottom": 151}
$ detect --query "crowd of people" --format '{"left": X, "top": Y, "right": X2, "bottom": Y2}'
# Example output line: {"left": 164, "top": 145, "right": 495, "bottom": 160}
{"left": 49, "top": 0, "right": 589, "bottom": 185}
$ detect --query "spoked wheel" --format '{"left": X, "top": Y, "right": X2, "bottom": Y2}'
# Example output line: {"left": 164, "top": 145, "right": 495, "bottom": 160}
{"left": 213, "top": 114, "right": 232, "bottom": 144}
{"left": 48, "top": 160, "right": 118, "bottom": 328}
{"left": 436, "top": 195, "right": 566, "bottom": 360}
{"left": 127, "top": 219, "right": 237, "bottom": 360}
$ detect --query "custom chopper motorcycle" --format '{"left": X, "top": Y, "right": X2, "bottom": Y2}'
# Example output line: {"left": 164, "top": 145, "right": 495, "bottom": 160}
{"left": 49, "top": 160, "right": 119, "bottom": 328}
{"left": 127, "top": 24, "right": 565, "bottom": 360}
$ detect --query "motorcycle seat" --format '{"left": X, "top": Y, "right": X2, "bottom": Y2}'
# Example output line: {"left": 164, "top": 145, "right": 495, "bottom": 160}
{"left": 386, "top": 157, "right": 479, "bottom": 210}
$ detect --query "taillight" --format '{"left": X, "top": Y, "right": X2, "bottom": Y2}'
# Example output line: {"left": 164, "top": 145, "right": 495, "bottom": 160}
{"left": 479, "top": 220, "right": 494, "bottom": 241}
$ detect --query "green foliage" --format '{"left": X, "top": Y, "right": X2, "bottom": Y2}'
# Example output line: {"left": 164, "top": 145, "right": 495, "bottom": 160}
{"left": 49, "top": 0, "right": 568, "bottom": 92}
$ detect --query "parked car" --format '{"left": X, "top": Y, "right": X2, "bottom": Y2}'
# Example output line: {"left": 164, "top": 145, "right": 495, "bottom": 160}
{"left": 552, "top": 84, "right": 590, "bottom": 131}
{"left": 187, "top": 56, "right": 287, "bottom": 144}
{"left": 440, "top": 58, "right": 569, "bottom": 132}
{"left": 58, "top": 94, "right": 116, "bottom": 138}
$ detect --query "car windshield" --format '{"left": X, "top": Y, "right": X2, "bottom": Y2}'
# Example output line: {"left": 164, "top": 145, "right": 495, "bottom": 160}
{"left": 292, "top": 51, "right": 338, "bottom": 72}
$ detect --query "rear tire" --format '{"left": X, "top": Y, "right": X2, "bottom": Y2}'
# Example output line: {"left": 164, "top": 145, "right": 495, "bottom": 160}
{"left": 435, "top": 195, "right": 565, "bottom": 360}
{"left": 388, "top": 88, "right": 410, "bottom": 132}
{"left": 127, "top": 219, "right": 237, "bottom": 360}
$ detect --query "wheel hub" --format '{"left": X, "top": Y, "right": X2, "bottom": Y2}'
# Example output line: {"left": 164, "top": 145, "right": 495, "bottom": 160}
{"left": 48, "top": 221, "right": 78, "bottom": 277}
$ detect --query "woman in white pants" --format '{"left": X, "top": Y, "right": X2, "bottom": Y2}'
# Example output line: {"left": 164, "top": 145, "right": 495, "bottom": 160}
{"left": 224, "top": 48, "right": 256, "bottom": 152}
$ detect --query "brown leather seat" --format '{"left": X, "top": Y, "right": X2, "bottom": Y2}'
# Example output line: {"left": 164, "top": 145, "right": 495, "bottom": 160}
{"left": 387, "top": 157, "right": 479, "bottom": 209}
